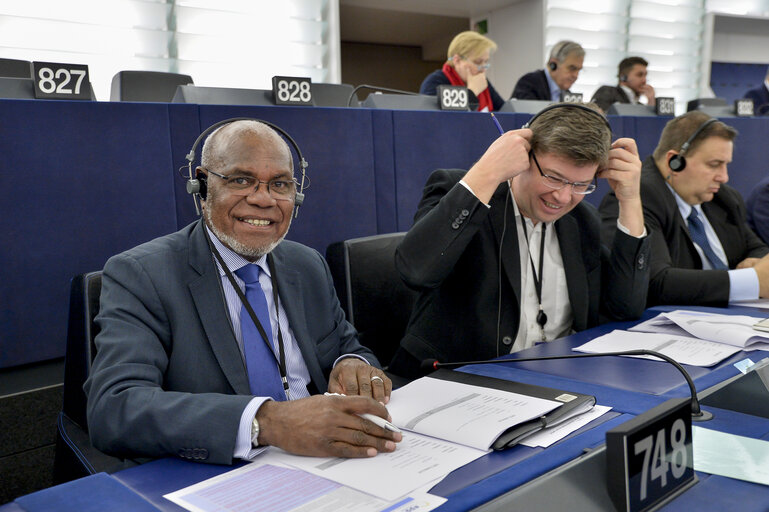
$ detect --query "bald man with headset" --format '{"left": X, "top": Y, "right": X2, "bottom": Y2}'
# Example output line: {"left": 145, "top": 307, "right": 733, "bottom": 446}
{"left": 389, "top": 103, "right": 650, "bottom": 380}
{"left": 85, "top": 120, "right": 400, "bottom": 465}
{"left": 511, "top": 41, "right": 585, "bottom": 101}
{"left": 599, "top": 112, "right": 769, "bottom": 307}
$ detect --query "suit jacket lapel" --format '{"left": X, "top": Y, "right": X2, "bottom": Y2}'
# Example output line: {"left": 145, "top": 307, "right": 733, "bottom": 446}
{"left": 555, "top": 213, "right": 588, "bottom": 328}
{"left": 187, "top": 221, "right": 251, "bottom": 395}
{"left": 489, "top": 184, "right": 522, "bottom": 305}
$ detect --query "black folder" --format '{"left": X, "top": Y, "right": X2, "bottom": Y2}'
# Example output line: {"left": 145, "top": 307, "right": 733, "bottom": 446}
{"left": 429, "top": 369, "right": 596, "bottom": 450}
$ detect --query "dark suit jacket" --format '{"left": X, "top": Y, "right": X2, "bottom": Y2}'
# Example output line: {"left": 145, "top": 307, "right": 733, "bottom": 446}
{"left": 744, "top": 83, "right": 769, "bottom": 115}
{"left": 590, "top": 85, "right": 631, "bottom": 112}
{"left": 511, "top": 69, "right": 552, "bottom": 100}
{"left": 392, "top": 169, "right": 649, "bottom": 372}
{"left": 85, "top": 220, "right": 376, "bottom": 464}
{"left": 599, "top": 157, "right": 769, "bottom": 307}
{"left": 419, "top": 69, "right": 505, "bottom": 111}
{"left": 747, "top": 176, "right": 769, "bottom": 245}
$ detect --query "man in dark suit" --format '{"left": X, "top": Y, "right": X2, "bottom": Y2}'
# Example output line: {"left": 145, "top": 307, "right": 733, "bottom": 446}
{"left": 746, "top": 175, "right": 769, "bottom": 244}
{"left": 511, "top": 41, "right": 584, "bottom": 101}
{"left": 85, "top": 120, "right": 400, "bottom": 465}
{"left": 600, "top": 112, "right": 769, "bottom": 307}
{"left": 388, "top": 104, "right": 650, "bottom": 379}
{"left": 744, "top": 68, "right": 769, "bottom": 115}
{"left": 591, "top": 56, "right": 656, "bottom": 113}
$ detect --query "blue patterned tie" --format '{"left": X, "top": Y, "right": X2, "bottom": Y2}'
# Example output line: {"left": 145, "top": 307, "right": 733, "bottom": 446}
{"left": 234, "top": 264, "right": 285, "bottom": 400}
{"left": 687, "top": 209, "right": 727, "bottom": 270}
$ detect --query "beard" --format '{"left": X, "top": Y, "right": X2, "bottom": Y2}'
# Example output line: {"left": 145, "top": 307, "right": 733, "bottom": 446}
{"left": 203, "top": 189, "right": 291, "bottom": 261}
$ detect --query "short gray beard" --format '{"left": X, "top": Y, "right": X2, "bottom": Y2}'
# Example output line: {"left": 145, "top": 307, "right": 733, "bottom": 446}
{"left": 203, "top": 192, "right": 291, "bottom": 261}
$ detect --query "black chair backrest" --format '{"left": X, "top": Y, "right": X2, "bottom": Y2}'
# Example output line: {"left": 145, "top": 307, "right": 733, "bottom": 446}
{"left": 61, "top": 271, "right": 102, "bottom": 430}
{"left": 311, "top": 82, "right": 356, "bottom": 107}
{"left": 326, "top": 233, "right": 417, "bottom": 366}
{"left": 0, "top": 58, "right": 32, "bottom": 78}
{"left": 110, "top": 70, "right": 194, "bottom": 102}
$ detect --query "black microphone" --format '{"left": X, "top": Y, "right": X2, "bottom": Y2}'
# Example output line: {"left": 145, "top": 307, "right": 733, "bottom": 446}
{"left": 421, "top": 349, "right": 714, "bottom": 422}
{"left": 347, "top": 84, "right": 419, "bottom": 107}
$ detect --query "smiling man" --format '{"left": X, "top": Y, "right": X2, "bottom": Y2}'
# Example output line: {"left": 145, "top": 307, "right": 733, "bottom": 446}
{"left": 388, "top": 104, "right": 650, "bottom": 379}
{"left": 86, "top": 120, "right": 400, "bottom": 465}
{"left": 599, "top": 112, "right": 769, "bottom": 307}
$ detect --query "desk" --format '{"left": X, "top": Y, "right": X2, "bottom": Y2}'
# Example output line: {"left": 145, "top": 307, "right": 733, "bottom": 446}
{"left": 6, "top": 307, "right": 769, "bottom": 511}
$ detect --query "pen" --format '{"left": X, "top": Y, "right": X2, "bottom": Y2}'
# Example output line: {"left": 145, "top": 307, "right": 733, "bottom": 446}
{"left": 490, "top": 112, "right": 505, "bottom": 135}
{"left": 325, "top": 392, "right": 402, "bottom": 433}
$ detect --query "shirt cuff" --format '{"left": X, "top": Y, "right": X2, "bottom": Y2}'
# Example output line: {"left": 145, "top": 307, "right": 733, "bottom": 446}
{"left": 459, "top": 179, "right": 491, "bottom": 208}
{"left": 728, "top": 268, "right": 760, "bottom": 302}
{"left": 616, "top": 219, "right": 647, "bottom": 239}
{"left": 234, "top": 397, "right": 270, "bottom": 460}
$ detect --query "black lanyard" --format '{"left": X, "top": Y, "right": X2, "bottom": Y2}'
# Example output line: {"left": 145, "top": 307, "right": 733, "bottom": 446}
{"left": 203, "top": 224, "right": 290, "bottom": 400}
{"left": 519, "top": 215, "right": 548, "bottom": 338}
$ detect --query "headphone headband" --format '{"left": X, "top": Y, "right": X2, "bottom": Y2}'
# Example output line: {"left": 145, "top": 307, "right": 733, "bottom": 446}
{"left": 678, "top": 118, "right": 718, "bottom": 157}
{"left": 184, "top": 117, "right": 308, "bottom": 218}
{"left": 523, "top": 103, "right": 612, "bottom": 132}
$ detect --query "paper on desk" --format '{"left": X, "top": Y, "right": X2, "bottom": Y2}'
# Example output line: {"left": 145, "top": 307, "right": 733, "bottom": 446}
{"left": 268, "top": 431, "right": 486, "bottom": 502}
{"left": 573, "top": 329, "right": 741, "bottom": 366}
{"left": 387, "top": 376, "right": 562, "bottom": 450}
{"left": 693, "top": 426, "right": 769, "bottom": 486}
{"left": 163, "top": 459, "right": 447, "bottom": 512}
{"left": 520, "top": 405, "right": 612, "bottom": 448}
{"left": 732, "top": 298, "right": 769, "bottom": 310}
{"left": 630, "top": 310, "right": 769, "bottom": 351}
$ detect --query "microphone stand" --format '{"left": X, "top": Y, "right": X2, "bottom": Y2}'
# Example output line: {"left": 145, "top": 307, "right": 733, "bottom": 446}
{"left": 424, "top": 349, "right": 713, "bottom": 422}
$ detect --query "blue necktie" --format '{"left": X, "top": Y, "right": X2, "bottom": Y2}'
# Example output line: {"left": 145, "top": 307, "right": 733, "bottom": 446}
{"left": 234, "top": 264, "right": 285, "bottom": 401}
{"left": 687, "top": 209, "right": 727, "bottom": 270}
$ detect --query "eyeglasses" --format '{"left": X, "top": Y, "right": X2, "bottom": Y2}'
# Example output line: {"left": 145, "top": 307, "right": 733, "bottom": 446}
{"left": 206, "top": 169, "right": 297, "bottom": 201}
{"left": 531, "top": 153, "right": 596, "bottom": 195}
{"left": 461, "top": 56, "right": 490, "bottom": 72}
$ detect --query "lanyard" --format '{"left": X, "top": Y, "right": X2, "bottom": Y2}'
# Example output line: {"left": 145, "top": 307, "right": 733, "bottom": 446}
{"left": 203, "top": 224, "right": 291, "bottom": 400}
{"left": 519, "top": 215, "right": 548, "bottom": 340}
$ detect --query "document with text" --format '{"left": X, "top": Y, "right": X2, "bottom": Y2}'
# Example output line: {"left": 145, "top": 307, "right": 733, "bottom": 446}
{"left": 574, "top": 329, "right": 742, "bottom": 366}
{"left": 629, "top": 309, "right": 769, "bottom": 351}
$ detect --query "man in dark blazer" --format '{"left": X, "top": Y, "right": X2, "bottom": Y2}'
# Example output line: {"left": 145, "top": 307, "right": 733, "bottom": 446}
{"left": 85, "top": 121, "right": 400, "bottom": 465}
{"left": 511, "top": 41, "right": 584, "bottom": 101}
{"left": 746, "top": 175, "right": 769, "bottom": 244}
{"left": 591, "top": 56, "right": 656, "bottom": 113}
{"left": 388, "top": 104, "right": 650, "bottom": 379}
{"left": 600, "top": 112, "right": 769, "bottom": 307}
{"left": 744, "top": 70, "right": 769, "bottom": 115}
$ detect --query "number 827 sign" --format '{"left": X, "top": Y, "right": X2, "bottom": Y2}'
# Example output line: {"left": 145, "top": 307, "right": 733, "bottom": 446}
{"left": 32, "top": 62, "right": 92, "bottom": 100}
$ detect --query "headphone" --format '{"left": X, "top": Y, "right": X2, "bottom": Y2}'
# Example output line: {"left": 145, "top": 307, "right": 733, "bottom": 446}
{"left": 183, "top": 117, "right": 308, "bottom": 218}
{"left": 523, "top": 102, "right": 612, "bottom": 132}
{"left": 667, "top": 118, "right": 718, "bottom": 172}
{"left": 619, "top": 74, "right": 628, "bottom": 82}
{"left": 548, "top": 61, "right": 557, "bottom": 71}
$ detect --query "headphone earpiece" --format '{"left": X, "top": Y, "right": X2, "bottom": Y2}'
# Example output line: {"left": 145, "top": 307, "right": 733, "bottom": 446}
{"left": 620, "top": 74, "right": 628, "bottom": 82}
{"left": 185, "top": 172, "right": 208, "bottom": 199}
{"left": 668, "top": 154, "right": 686, "bottom": 172}
{"left": 548, "top": 61, "right": 557, "bottom": 71}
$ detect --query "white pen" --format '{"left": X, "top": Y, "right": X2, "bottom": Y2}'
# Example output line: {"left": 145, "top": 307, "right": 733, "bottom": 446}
{"left": 325, "top": 392, "right": 402, "bottom": 433}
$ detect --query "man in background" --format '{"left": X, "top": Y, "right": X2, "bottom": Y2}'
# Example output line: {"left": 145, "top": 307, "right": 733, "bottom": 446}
{"left": 743, "top": 67, "right": 769, "bottom": 115}
{"left": 600, "top": 111, "right": 769, "bottom": 307}
{"left": 511, "top": 41, "right": 584, "bottom": 101}
{"left": 591, "top": 56, "right": 656, "bottom": 113}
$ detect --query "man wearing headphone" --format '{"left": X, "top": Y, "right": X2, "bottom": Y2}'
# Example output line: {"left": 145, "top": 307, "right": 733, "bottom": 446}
{"left": 86, "top": 120, "right": 401, "bottom": 465}
{"left": 511, "top": 40, "right": 585, "bottom": 101}
{"left": 388, "top": 104, "right": 650, "bottom": 379}
{"left": 599, "top": 111, "right": 769, "bottom": 307}
{"left": 591, "top": 56, "right": 656, "bottom": 113}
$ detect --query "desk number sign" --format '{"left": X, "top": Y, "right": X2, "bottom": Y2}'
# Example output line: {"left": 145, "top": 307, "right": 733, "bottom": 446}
{"left": 437, "top": 85, "right": 469, "bottom": 111}
{"left": 272, "top": 76, "right": 313, "bottom": 106}
{"left": 32, "top": 62, "right": 91, "bottom": 100}
{"left": 655, "top": 97, "right": 675, "bottom": 116}
{"left": 606, "top": 398, "right": 697, "bottom": 512}
{"left": 562, "top": 92, "right": 583, "bottom": 103}
{"left": 735, "top": 99, "right": 754, "bottom": 117}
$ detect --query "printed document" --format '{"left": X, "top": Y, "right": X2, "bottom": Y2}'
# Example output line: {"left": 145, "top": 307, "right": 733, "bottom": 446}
{"left": 573, "top": 329, "right": 741, "bottom": 366}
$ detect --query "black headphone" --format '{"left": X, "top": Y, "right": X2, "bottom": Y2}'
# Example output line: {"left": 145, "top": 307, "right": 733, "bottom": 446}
{"left": 667, "top": 118, "right": 718, "bottom": 172}
{"left": 548, "top": 61, "right": 557, "bottom": 71}
{"left": 183, "top": 117, "right": 308, "bottom": 218}
{"left": 619, "top": 74, "right": 628, "bottom": 82}
{"left": 523, "top": 102, "right": 612, "bottom": 132}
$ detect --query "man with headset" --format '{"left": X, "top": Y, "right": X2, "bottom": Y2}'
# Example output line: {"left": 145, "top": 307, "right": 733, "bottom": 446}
{"left": 511, "top": 41, "right": 585, "bottom": 101}
{"left": 590, "top": 56, "right": 656, "bottom": 113}
{"left": 599, "top": 111, "right": 769, "bottom": 307}
{"left": 85, "top": 120, "right": 401, "bottom": 465}
{"left": 388, "top": 103, "right": 650, "bottom": 379}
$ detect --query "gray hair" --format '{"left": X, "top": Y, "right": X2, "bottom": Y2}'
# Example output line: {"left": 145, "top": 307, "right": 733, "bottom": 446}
{"left": 548, "top": 40, "right": 585, "bottom": 63}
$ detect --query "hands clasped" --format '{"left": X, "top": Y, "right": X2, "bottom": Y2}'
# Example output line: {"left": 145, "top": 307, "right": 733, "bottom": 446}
{"left": 256, "top": 359, "right": 400, "bottom": 458}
